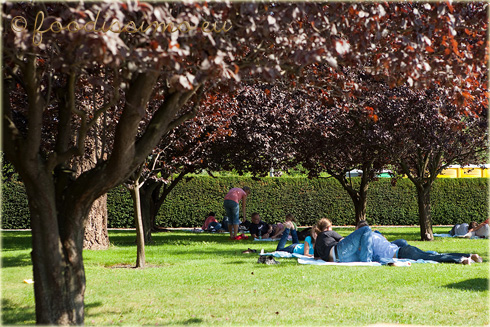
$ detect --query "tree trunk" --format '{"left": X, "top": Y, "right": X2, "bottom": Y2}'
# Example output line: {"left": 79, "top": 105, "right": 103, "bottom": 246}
{"left": 352, "top": 191, "right": 367, "bottom": 224}
{"left": 416, "top": 184, "right": 434, "bottom": 241}
{"left": 130, "top": 184, "right": 146, "bottom": 268}
{"left": 334, "top": 175, "right": 369, "bottom": 225}
{"left": 139, "top": 180, "right": 160, "bottom": 244}
{"left": 26, "top": 174, "right": 87, "bottom": 325}
{"left": 83, "top": 194, "right": 109, "bottom": 250}
{"left": 73, "top": 133, "right": 110, "bottom": 250}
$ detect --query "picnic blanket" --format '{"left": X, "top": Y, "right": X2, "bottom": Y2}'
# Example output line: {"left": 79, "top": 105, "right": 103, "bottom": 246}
{"left": 434, "top": 233, "right": 479, "bottom": 239}
{"left": 260, "top": 251, "right": 439, "bottom": 266}
{"left": 260, "top": 251, "right": 381, "bottom": 265}
{"left": 254, "top": 236, "right": 292, "bottom": 242}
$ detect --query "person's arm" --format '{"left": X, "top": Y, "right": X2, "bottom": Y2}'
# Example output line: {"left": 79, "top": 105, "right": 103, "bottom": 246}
{"left": 249, "top": 225, "right": 258, "bottom": 239}
{"left": 470, "top": 221, "right": 488, "bottom": 232}
{"left": 266, "top": 223, "right": 273, "bottom": 235}
{"left": 241, "top": 194, "right": 247, "bottom": 221}
{"left": 333, "top": 231, "right": 344, "bottom": 242}
{"left": 303, "top": 241, "right": 313, "bottom": 257}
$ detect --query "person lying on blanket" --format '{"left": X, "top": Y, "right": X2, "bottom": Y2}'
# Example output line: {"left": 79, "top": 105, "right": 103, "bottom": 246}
{"left": 313, "top": 218, "right": 373, "bottom": 263}
{"left": 275, "top": 220, "right": 316, "bottom": 257}
{"left": 356, "top": 220, "right": 483, "bottom": 265}
{"left": 462, "top": 219, "right": 489, "bottom": 239}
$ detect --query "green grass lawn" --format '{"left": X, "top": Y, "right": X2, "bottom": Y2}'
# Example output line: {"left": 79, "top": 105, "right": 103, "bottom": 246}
{"left": 2, "top": 227, "right": 488, "bottom": 326}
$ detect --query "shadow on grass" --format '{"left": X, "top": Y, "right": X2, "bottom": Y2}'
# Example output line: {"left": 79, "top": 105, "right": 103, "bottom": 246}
{"left": 1, "top": 253, "right": 32, "bottom": 268}
{"left": 176, "top": 318, "right": 203, "bottom": 325}
{"left": 1, "top": 231, "right": 32, "bottom": 251}
{"left": 444, "top": 278, "right": 489, "bottom": 292}
{"left": 108, "top": 231, "right": 236, "bottom": 246}
{"left": 1, "top": 298, "right": 35, "bottom": 325}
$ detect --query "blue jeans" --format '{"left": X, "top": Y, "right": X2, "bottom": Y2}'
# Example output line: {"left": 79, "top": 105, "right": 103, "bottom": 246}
{"left": 276, "top": 228, "right": 299, "bottom": 253}
{"left": 221, "top": 217, "right": 229, "bottom": 231}
{"left": 223, "top": 200, "right": 240, "bottom": 225}
{"left": 208, "top": 222, "right": 222, "bottom": 230}
{"left": 397, "top": 245, "right": 470, "bottom": 263}
{"left": 336, "top": 226, "right": 373, "bottom": 262}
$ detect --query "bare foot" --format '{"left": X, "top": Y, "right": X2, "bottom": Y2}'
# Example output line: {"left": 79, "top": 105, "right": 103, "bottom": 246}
{"left": 471, "top": 254, "right": 483, "bottom": 263}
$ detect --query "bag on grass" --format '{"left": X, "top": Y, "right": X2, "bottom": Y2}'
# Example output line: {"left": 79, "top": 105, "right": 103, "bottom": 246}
{"left": 257, "top": 255, "right": 280, "bottom": 265}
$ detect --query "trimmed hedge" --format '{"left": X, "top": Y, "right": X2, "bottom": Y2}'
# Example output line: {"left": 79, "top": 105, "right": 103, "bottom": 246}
{"left": 1, "top": 181, "right": 30, "bottom": 229}
{"left": 2, "top": 177, "right": 488, "bottom": 229}
{"left": 157, "top": 177, "right": 488, "bottom": 227}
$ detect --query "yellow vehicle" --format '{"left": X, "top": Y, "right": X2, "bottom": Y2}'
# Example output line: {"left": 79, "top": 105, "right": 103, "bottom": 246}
{"left": 438, "top": 165, "right": 489, "bottom": 178}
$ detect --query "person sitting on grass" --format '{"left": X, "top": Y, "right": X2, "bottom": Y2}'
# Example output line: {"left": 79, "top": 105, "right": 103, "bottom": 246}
{"left": 275, "top": 220, "right": 315, "bottom": 257}
{"left": 314, "top": 218, "right": 373, "bottom": 263}
{"left": 249, "top": 213, "right": 284, "bottom": 239}
{"left": 202, "top": 212, "right": 222, "bottom": 232}
{"left": 356, "top": 220, "right": 483, "bottom": 265}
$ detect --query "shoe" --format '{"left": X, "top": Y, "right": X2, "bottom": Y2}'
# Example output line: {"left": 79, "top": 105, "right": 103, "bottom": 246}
{"left": 461, "top": 258, "right": 472, "bottom": 265}
{"left": 265, "top": 256, "right": 280, "bottom": 265}
{"left": 257, "top": 255, "right": 267, "bottom": 264}
{"left": 257, "top": 255, "right": 280, "bottom": 265}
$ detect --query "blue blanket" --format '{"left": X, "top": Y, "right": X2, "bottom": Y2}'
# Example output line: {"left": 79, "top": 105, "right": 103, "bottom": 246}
{"left": 260, "top": 251, "right": 439, "bottom": 266}
{"left": 254, "top": 236, "right": 292, "bottom": 242}
{"left": 434, "top": 233, "right": 479, "bottom": 239}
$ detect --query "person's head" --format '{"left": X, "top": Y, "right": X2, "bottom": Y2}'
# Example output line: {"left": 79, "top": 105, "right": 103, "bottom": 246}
{"left": 469, "top": 221, "right": 478, "bottom": 230}
{"left": 242, "top": 186, "right": 251, "bottom": 195}
{"left": 285, "top": 213, "right": 296, "bottom": 222}
{"left": 356, "top": 220, "right": 369, "bottom": 230}
{"left": 251, "top": 212, "right": 261, "bottom": 224}
{"left": 208, "top": 212, "right": 216, "bottom": 217}
{"left": 314, "top": 218, "right": 332, "bottom": 234}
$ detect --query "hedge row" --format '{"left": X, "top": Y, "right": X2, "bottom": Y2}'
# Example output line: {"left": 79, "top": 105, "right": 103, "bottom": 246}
{"left": 2, "top": 177, "right": 488, "bottom": 229}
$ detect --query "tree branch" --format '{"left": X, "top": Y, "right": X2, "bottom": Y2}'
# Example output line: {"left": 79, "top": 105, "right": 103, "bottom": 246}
{"left": 133, "top": 85, "right": 201, "bottom": 165}
{"left": 24, "top": 53, "right": 45, "bottom": 160}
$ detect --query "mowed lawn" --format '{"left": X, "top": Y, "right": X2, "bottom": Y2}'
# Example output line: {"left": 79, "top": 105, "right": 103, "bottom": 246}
{"left": 2, "top": 227, "right": 488, "bottom": 326}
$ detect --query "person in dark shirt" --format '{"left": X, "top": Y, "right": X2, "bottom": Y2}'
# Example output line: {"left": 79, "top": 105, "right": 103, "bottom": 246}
{"left": 249, "top": 213, "right": 271, "bottom": 239}
{"left": 248, "top": 212, "right": 284, "bottom": 239}
{"left": 314, "top": 218, "right": 373, "bottom": 262}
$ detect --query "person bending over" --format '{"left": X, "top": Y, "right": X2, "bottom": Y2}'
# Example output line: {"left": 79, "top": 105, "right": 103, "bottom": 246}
{"left": 223, "top": 186, "right": 251, "bottom": 240}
